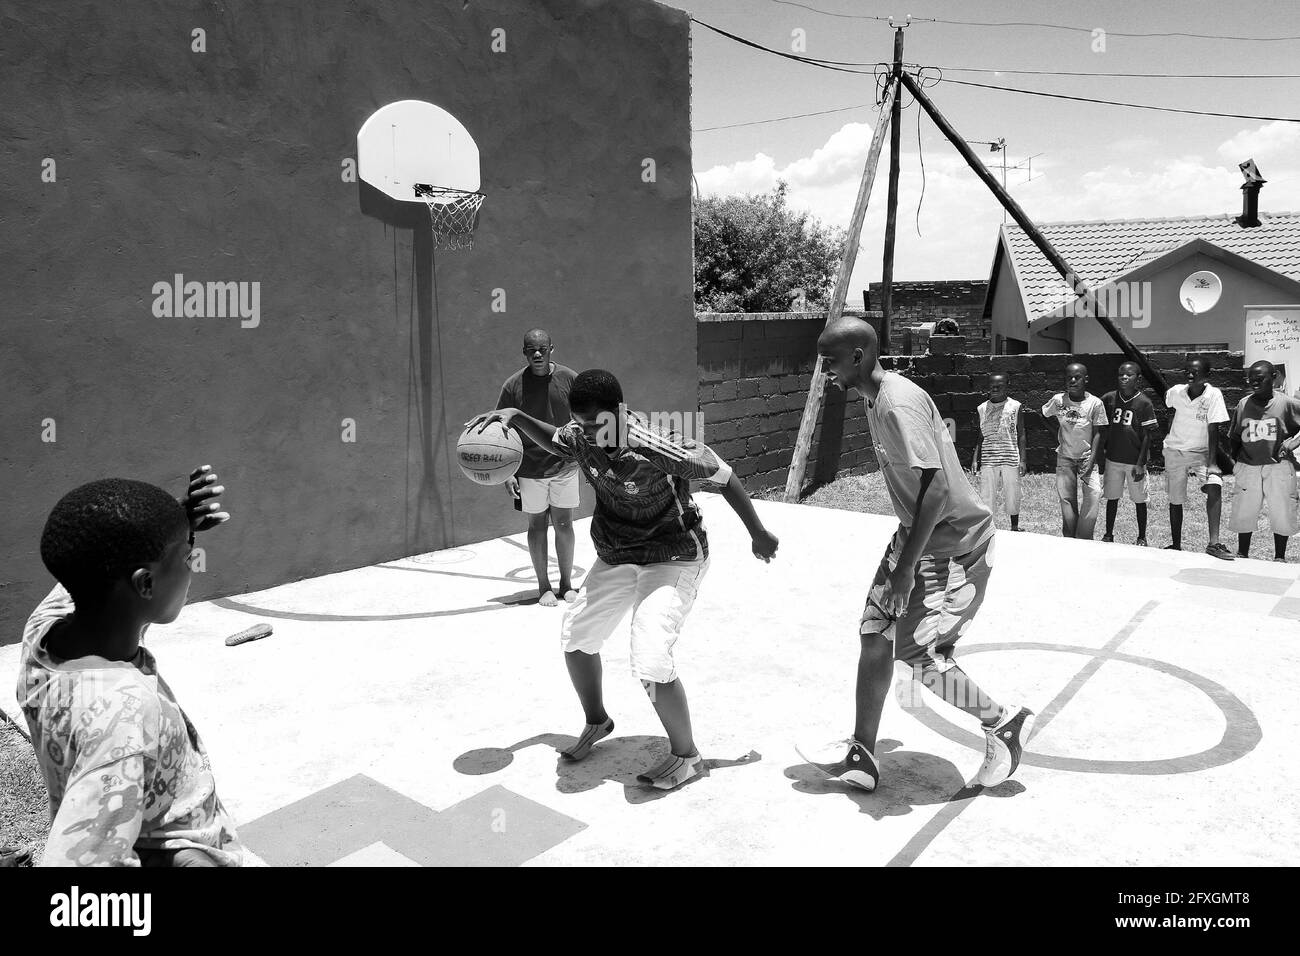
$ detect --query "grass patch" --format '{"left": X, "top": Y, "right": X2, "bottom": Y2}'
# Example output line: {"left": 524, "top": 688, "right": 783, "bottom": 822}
{"left": 763, "top": 469, "right": 1290, "bottom": 561}
{"left": 1, "top": 715, "right": 47, "bottom": 863}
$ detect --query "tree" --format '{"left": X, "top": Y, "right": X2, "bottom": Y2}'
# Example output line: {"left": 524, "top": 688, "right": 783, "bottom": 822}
{"left": 694, "top": 181, "right": 846, "bottom": 313}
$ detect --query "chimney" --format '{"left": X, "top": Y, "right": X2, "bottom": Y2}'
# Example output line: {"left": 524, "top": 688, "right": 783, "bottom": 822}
{"left": 1236, "top": 158, "right": 1265, "bottom": 228}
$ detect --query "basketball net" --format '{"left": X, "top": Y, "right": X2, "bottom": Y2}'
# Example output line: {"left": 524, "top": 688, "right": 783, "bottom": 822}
{"left": 414, "top": 185, "right": 485, "bottom": 251}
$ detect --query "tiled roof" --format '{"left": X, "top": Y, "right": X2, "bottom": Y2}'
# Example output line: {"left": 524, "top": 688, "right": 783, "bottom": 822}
{"left": 1001, "top": 211, "right": 1300, "bottom": 321}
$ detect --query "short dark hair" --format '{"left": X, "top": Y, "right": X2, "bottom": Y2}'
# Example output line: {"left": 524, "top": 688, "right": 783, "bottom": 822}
{"left": 569, "top": 369, "right": 624, "bottom": 414}
{"left": 40, "top": 478, "right": 188, "bottom": 604}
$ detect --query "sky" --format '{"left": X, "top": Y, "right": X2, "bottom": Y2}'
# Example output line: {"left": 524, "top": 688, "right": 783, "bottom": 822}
{"left": 664, "top": 0, "right": 1300, "bottom": 294}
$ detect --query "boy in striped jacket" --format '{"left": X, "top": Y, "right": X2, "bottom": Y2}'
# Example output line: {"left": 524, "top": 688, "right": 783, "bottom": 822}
{"left": 973, "top": 373, "right": 1026, "bottom": 531}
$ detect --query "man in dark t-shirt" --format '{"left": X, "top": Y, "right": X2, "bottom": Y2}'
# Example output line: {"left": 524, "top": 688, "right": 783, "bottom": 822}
{"left": 496, "top": 329, "right": 580, "bottom": 606}
{"left": 1101, "top": 362, "right": 1158, "bottom": 546}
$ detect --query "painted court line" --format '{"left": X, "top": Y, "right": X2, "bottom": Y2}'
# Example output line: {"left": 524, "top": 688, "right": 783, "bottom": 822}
{"left": 885, "top": 601, "right": 1158, "bottom": 867}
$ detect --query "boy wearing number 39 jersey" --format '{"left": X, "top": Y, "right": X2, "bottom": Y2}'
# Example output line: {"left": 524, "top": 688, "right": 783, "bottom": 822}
{"left": 1101, "top": 362, "right": 1158, "bottom": 546}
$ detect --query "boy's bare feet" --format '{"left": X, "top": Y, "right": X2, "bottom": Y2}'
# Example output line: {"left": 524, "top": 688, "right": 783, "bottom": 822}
{"left": 539, "top": 590, "right": 558, "bottom": 607}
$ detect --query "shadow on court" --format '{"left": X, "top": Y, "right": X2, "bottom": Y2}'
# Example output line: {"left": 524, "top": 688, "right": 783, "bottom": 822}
{"left": 785, "top": 739, "right": 1025, "bottom": 820}
{"left": 453, "top": 733, "right": 761, "bottom": 803}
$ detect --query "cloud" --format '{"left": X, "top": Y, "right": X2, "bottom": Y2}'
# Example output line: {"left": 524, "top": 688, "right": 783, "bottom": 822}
{"left": 698, "top": 119, "right": 1300, "bottom": 284}
{"left": 1218, "top": 121, "right": 1300, "bottom": 166}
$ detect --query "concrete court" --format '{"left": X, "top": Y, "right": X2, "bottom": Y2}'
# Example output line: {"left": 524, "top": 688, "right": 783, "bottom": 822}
{"left": 3, "top": 494, "right": 1297, "bottom": 867}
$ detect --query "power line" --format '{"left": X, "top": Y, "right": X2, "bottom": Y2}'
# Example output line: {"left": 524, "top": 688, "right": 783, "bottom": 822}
{"left": 769, "top": 1, "right": 890, "bottom": 21}
{"left": 926, "top": 16, "right": 1300, "bottom": 41}
{"left": 695, "top": 102, "right": 875, "bottom": 132}
{"left": 690, "top": 18, "right": 887, "bottom": 75}
{"left": 690, "top": 18, "right": 1300, "bottom": 123}
{"left": 939, "top": 66, "right": 1300, "bottom": 79}
{"left": 941, "top": 76, "right": 1300, "bottom": 123}
{"left": 768, "top": 1, "right": 1300, "bottom": 40}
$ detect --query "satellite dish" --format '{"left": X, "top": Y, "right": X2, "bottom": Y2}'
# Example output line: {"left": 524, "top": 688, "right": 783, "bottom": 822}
{"left": 1179, "top": 270, "right": 1222, "bottom": 315}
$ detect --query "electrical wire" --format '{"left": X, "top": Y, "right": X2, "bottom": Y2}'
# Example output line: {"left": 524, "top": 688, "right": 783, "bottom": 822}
{"left": 692, "top": 18, "right": 1300, "bottom": 123}
{"left": 941, "top": 76, "right": 1300, "bottom": 122}
{"left": 768, "top": 1, "right": 1300, "bottom": 40}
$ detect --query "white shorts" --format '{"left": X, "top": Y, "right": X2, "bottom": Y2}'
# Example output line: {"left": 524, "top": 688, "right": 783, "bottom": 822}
{"left": 1229, "top": 462, "right": 1299, "bottom": 535}
{"left": 519, "top": 469, "right": 580, "bottom": 514}
{"left": 979, "top": 464, "right": 1021, "bottom": 515}
{"left": 1164, "top": 448, "right": 1221, "bottom": 505}
{"left": 560, "top": 558, "right": 708, "bottom": 683}
{"left": 1103, "top": 459, "right": 1148, "bottom": 503}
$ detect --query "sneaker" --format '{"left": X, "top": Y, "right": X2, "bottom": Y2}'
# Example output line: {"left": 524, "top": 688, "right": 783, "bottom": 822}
{"left": 1102, "top": 534, "right": 1114, "bottom": 543}
{"left": 797, "top": 739, "right": 881, "bottom": 792}
{"left": 0, "top": 846, "right": 33, "bottom": 868}
{"left": 1274, "top": 557, "right": 1288, "bottom": 563}
{"left": 976, "top": 707, "right": 1035, "bottom": 787}
{"left": 1163, "top": 543, "right": 1181, "bottom": 551}
{"left": 1135, "top": 537, "right": 1147, "bottom": 547}
{"left": 559, "top": 717, "right": 615, "bottom": 762}
{"left": 1205, "top": 543, "right": 1235, "bottom": 561}
{"left": 636, "top": 751, "right": 705, "bottom": 790}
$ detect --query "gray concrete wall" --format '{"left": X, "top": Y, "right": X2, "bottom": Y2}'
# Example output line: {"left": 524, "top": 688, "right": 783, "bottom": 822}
{"left": 0, "top": 0, "right": 693, "bottom": 643}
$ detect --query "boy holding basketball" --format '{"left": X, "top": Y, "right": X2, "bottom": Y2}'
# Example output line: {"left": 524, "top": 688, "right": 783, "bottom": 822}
{"left": 468, "top": 371, "right": 779, "bottom": 789}
{"left": 18, "top": 466, "right": 243, "bottom": 866}
{"left": 802, "top": 317, "right": 1033, "bottom": 792}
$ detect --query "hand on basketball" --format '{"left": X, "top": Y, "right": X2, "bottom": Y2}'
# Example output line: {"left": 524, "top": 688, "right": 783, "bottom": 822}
{"left": 182, "top": 465, "right": 230, "bottom": 533}
{"left": 882, "top": 564, "right": 915, "bottom": 617}
{"left": 464, "top": 409, "right": 515, "bottom": 434}
{"left": 750, "top": 528, "right": 779, "bottom": 563}
{"left": 505, "top": 477, "right": 520, "bottom": 499}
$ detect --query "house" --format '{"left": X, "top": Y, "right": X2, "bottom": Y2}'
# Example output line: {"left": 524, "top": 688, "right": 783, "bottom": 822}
{"left": 982, "top": 179, "right": 1300, "bottom": 354}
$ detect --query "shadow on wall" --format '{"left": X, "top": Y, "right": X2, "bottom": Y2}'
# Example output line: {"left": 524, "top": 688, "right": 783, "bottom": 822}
{"left": 359, "top": 181, "right": 455, "bottom": 555}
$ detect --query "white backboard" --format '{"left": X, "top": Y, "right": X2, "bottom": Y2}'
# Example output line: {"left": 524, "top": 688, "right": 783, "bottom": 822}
{"left": 357, "top": 100, "right": 480, "bottom": 203}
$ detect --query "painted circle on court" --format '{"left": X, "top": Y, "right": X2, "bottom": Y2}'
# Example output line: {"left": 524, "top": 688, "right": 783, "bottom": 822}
{"left": 900, "top": 642, "right": 1261, "bottom": 775}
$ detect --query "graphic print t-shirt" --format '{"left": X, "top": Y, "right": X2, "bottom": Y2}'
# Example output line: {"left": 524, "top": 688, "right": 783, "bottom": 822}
{"left": 1231, "top": 392, "right": 1300, "bottom": 466}
{"left": 1041, "top": 391, "right": 1108, "bottom": 459}
{"left": 1164, "top": 383, "right": 1229, "bottom": 455}
{"left": 1102, "top": 390, "right": 1158, "bottom": 465}
{"left": 867, "top": 373, "right": 993, "bottom": 558}
{"left": 550, "top": 413, "right": 732, "bottom": 565}
{"left": 18, "top": 586, "right": 243, "bottom": 867}
{"left": 977, "top": 398, "right": 1021, "bottom": 466}
{"left": 497, "top": 363, "right": 579, "bottom": 479}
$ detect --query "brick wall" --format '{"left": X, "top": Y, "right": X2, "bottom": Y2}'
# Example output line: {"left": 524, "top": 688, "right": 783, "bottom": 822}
{"left": 866, "top": 279, "right": 991, "bottom": 355}
{"left": 879, "top": 351, "right": 1247, "bottom": 472}
{"left": 697, "top": 311, "right": 1248, "bottom": 491}
{"left": 698, "top": 311, "right": 882, "bottom": 491}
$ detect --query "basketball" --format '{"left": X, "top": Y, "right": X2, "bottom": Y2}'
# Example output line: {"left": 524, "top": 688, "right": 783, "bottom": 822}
{"left": 457, "top": 422, "right": 523, "bottom": 485}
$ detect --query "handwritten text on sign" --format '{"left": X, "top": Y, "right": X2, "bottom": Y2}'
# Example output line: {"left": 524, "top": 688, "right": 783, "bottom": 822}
{"left": 1244, "top": 307, "right": 1300, "bottom": 362}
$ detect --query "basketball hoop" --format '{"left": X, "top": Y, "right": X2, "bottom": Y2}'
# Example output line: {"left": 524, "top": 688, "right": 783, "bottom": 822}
{"left": 414, "top": 184, "right": 485, "bottom": 251}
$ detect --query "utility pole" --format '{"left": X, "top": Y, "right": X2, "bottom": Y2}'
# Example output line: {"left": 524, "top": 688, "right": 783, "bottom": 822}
{"left": 879, "top": 22, "right": 905, "bottom": 355}
{"left": 783, "top": 78, "right": 898, "bottom": 502}
{"left": 966, "top": 138, "right": 1007, "bottom": 221}
{"left": 899, "top": 70, "right": 1167, "bottom": 394}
